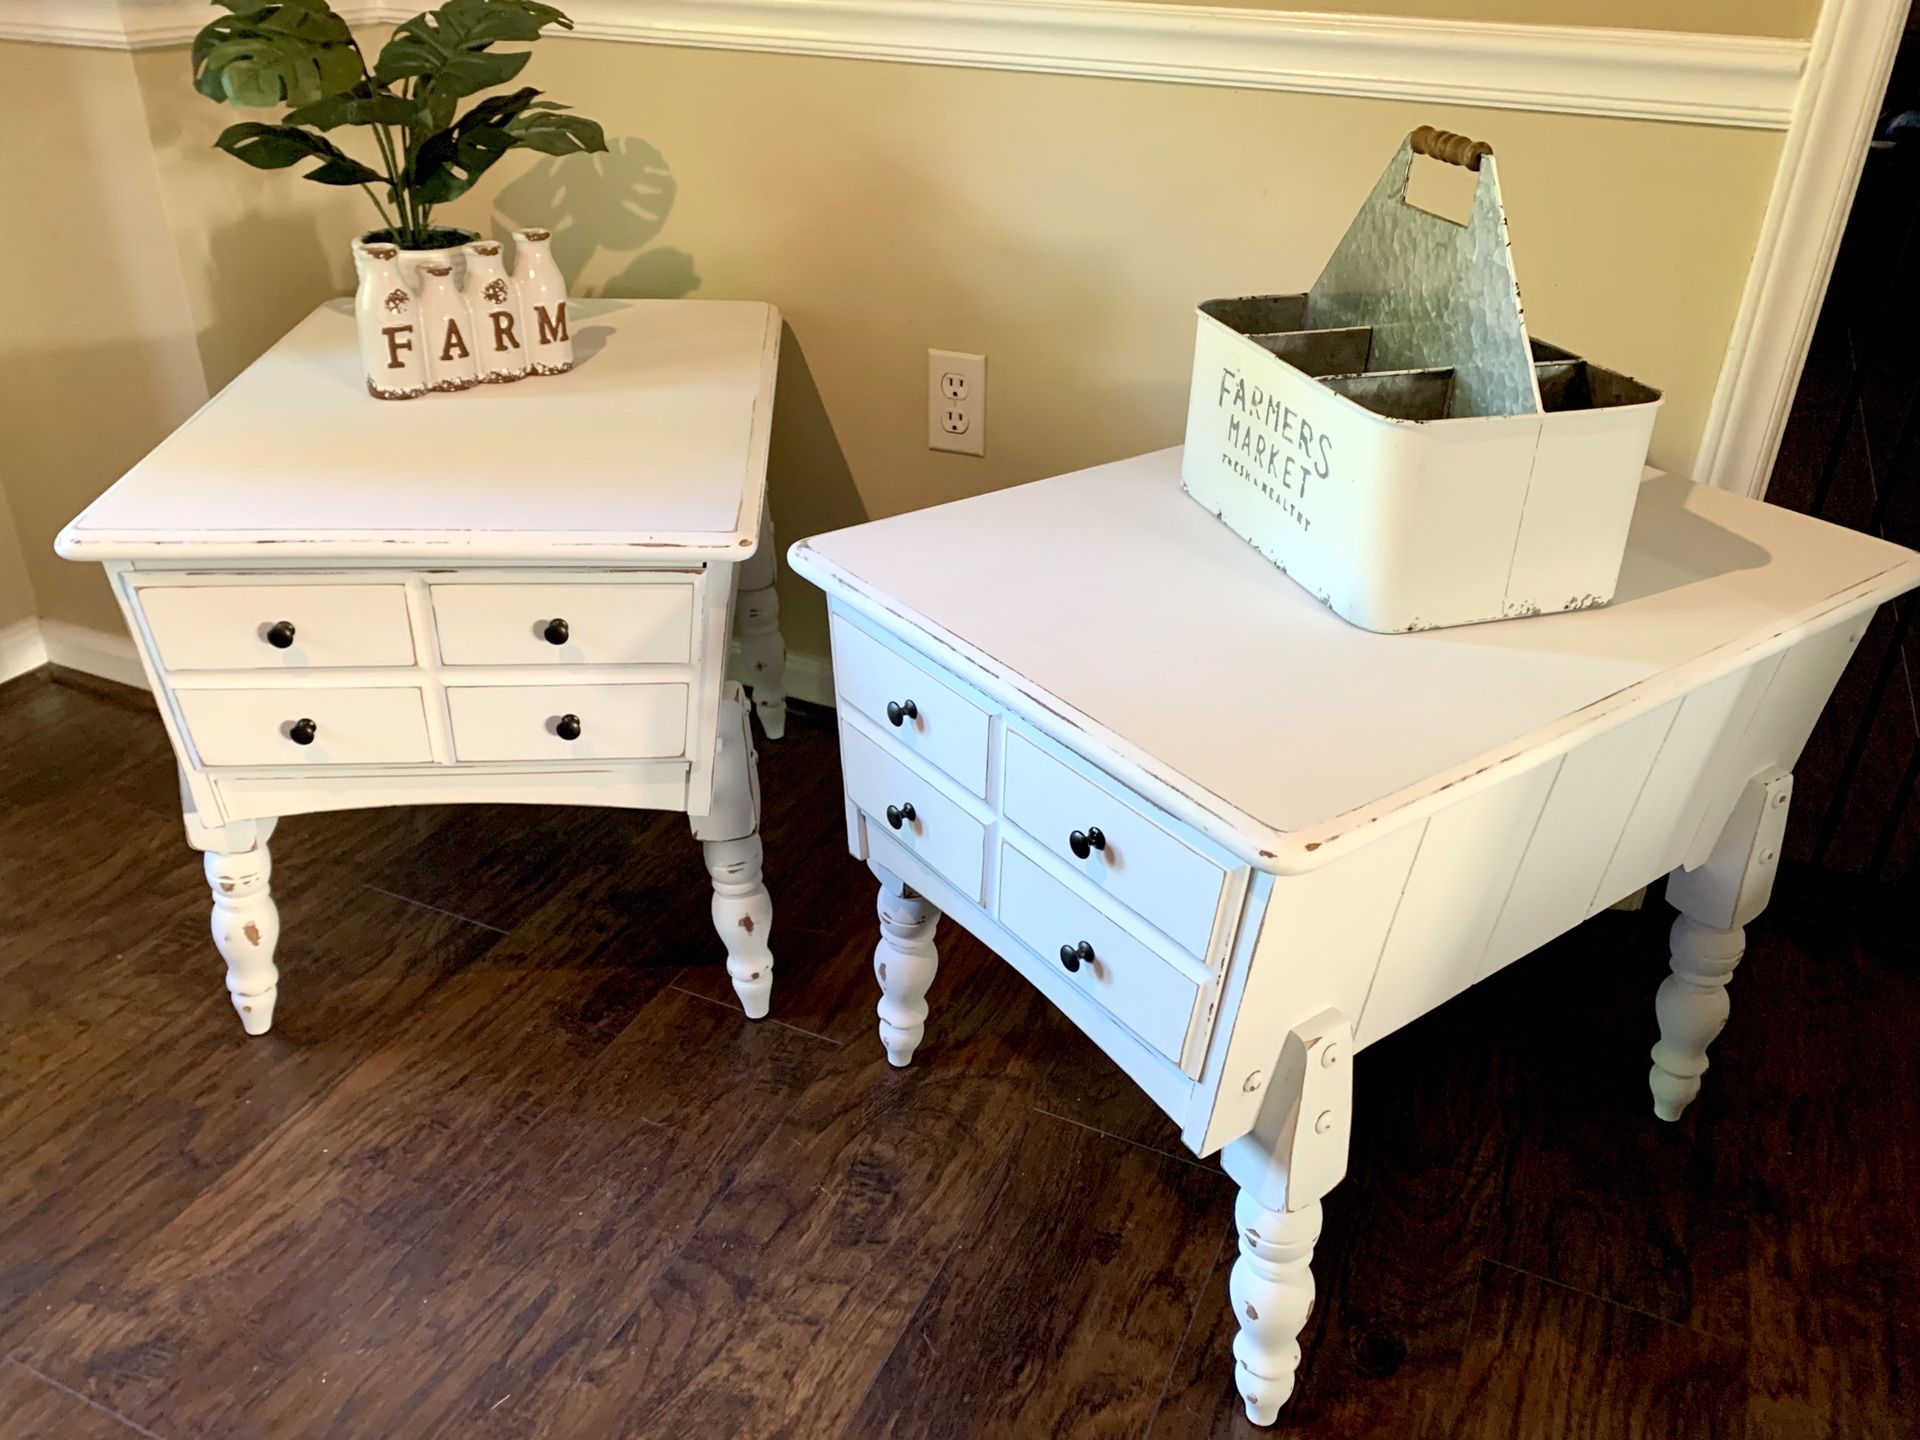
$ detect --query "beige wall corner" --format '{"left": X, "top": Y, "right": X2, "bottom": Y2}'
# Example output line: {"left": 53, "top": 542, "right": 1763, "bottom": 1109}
{"left": 0, "top": 41, "right": 208, "bottom": 634}
{"left": 0, "top": 475, "right": 38, "bottom": 631}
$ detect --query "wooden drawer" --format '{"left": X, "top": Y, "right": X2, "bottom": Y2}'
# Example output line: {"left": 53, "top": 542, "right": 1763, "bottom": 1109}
{"left": 997, "top": 841, "right": 1204, "bottom": 1070}
{"left": 1001, "top": 728, "right": 1229, "bottom": 958}
{"left": 829, "top": 615, "right": 991, "bottom": 797}
{"left": 175, "top": 686, "right": 431, "bottom": 767}
{"left": 430, "top": 582, "right": 695, "bottom": 666}
{"left": 840, "top": 720, "right": 987, "bottom": 901}
{"left": 446, "top": 683, "right": 689, "bottom": 762}
{"left": 137, "top": 584, "right": 414, "bottom": 671}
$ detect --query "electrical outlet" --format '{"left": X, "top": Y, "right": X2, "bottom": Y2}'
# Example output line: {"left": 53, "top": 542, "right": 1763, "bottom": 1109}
{"left": 929, "top": 349, "right": 985, "bottom": 456}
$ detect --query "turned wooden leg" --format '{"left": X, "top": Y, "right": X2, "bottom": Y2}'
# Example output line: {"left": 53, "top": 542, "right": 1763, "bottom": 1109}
{"left": 1654, "top": 771, "right": 1790, "bottom": 1121}
{"left": 182, "top": 781, "right": 281, "bottom": 1036}
{"left": 870, "top": 861, "right": 940, "bottom": 1066}
{"left": 691, "top": 684, "right": 774, "bottom": 1018}
{"left": 738, "top": 506, "right": 788, "bottom": 740}
{"left": 1650, "top": 917, "right": 1744, "bottom": 1122}
{"left": 1219, "top": 1010, "right": 1352, "bottom": 1426}
{"left": 1230, "top": 1197, "right": 1323, "bottom": 1425}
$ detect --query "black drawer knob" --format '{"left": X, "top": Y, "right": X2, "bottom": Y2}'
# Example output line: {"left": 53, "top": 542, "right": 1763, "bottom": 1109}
{"left": 288, "top": 717, "right": 317, "bottom": 746}
{"left": 1068, "top": 827, "right": 1107, "bottom": 860}
{"left": 885, "top": 801, "right": 917, "bottom": 830}
{"left": 1059, "top": 941, "right": 1095, "bottom": 973}
{"left": 886, "top": 698, "right": 918, "bottom": 727}
{"left": 555, "top": 713, "right": 583, "bottom": 741}
{"left": 543, "top": 617, "right": 570, "bottom": 646}
{"left": 265, "top": 620, "right": 296, "bottom": 649}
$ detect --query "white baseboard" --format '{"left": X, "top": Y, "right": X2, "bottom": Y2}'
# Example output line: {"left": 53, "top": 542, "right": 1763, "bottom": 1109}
{"left": 0, "top": 616, "right": 50, "bottom": 686}
{"left": 38, "top": 618, "right": 150, "bottom": 690}
{"left": 729, "top": 640, "right": 834, "bottom": 708}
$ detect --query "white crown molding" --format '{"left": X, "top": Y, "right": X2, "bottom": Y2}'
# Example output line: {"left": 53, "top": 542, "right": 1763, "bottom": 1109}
{"left": 1692, "top": 0, "right": 1907, "bottom": 497}
{"left": 0, "top": 0, "right": 1806, "bottom": 130}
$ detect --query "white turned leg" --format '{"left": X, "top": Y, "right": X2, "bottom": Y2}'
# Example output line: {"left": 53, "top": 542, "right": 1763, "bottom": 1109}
{"left": 1654, "top": 771, "right": 1791, "bottom": 1121}
{"left": 738, "top": 507, "right": 788, "bottom": 740}
{"left": 205, "top": 844, "right": 280, "bottom": 1034}
{"left": 691, "top": 683, "right": 774, "bottom": 1018}
{"left": 182, "top": 779, "right": 282, "bottom": 1037}
{"left": 1650, "top": 917, "right": 1743, "bottom": 1122}
{"left": 1219, "top": 1010, "right": 1352, "bottom": 1427}
{"left": 1230, "top": 1196, "right": 1323, "bottom": 1425}
{"left": 870, "top": 862, "right": 940, "bottom": 1066}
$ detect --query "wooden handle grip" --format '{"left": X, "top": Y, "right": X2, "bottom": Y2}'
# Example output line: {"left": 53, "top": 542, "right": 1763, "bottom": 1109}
{"left": 1410, "top": 125, "right": 1493, "bottom": 171}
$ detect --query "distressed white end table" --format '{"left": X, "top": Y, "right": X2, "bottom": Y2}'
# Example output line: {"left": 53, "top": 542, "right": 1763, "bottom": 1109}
{"left": 789, "top": 447, "right": 1920, "bottom": 1425}
{"left": 58, "top": 298, "right": 789, "bottom": 1033}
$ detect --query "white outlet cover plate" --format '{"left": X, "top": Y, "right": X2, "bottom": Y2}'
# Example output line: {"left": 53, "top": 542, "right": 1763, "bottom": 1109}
{"left": 928, "top": 348, "right": 986, "bottom": 456}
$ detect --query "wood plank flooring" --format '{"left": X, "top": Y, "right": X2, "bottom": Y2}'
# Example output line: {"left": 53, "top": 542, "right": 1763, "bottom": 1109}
{"left": 1, "top": 669, "right": 1914, "bottom": 1439}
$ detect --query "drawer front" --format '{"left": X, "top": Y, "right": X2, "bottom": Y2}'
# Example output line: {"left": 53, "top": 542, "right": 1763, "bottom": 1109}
{"left": 138, "top": 584, "right": 414, "bottom": 671}
{"left": 997, "top": 842, "right": 1202, "bottom": 1069}
{"left": 446, "top": 683, "right": 689, "bottom": 762}
{"left": 175, "top": 687, "right": 432, "bottom": 767}
{"left": 431, "top": 582, "right": 695, "bottom": 666}
{"left": 1001, "top": 729, "right": 1227, "bottom": 958}
{"left": 840, "top": 721, "right": 986, "bottom": 901}
{"left": 830, "top": 615, "right": 991, "bottom": 797}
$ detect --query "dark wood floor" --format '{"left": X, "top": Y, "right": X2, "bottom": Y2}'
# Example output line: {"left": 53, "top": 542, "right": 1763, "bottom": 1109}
{"left": 2, "top": 669, "right": 1914, "bottom": 1440}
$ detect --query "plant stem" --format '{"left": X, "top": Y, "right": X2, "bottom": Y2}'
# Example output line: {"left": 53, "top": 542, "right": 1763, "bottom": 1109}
{"left": 359, "top": 182, "right": 397, "bottom": 235}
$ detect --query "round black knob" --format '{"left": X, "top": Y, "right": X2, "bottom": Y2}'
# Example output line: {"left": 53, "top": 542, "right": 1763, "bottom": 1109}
{"left": 885, "top": 802, "right": 917, "bottom": 830}
{"left": 288, "top": 717, "right": 317, "bottom": 746}
{"left": 543, "top": 617, "right": 570, "bottom": 646}
{"left": 1059, "top": 941, "right": 1095, "bottom": 973}
{"left": 886, "top": 698, "right": 919, "bottom": 727}
{"left": 265, "top": 620, "right": 296, "bottom": 649}
{"left": 555, "top": 713, "right": 583, "bottom": 741}
{"left": 1068, "top": 827, "right": 1107, "bottom": 860}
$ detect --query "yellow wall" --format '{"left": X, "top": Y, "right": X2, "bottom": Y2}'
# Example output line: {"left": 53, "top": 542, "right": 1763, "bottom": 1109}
{"left": 0, "top": 42, "right": 209, "bottom": 634}
{"left": 3, "top": 27, "right": 1786, "bottom": 662}
{"left": 1141, "top": 0, "right": 1819, "bottom": 38}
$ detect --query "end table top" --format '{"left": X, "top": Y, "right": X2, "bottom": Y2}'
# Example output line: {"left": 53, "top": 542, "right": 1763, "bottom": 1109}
{"left": 791, "top": 447, "right": 1920, "bottom": 871}
{"left": 58, "top": 298, "right": 781, "bottom": 564}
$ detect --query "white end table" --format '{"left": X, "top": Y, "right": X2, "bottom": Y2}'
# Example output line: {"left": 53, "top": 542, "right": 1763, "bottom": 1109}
{"left": 58, "top": 298, "right": 788, "bottom": 1033}
{"left": 789, "top": 447, "right": 1920, "bottom": 1424}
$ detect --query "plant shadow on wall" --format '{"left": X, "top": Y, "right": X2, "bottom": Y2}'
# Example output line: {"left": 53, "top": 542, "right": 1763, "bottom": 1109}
{"left": 493, "top": 138, "right": 699, "bottom": 299}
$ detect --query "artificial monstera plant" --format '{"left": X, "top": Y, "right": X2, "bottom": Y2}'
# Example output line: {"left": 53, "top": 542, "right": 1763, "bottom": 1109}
{"left": 192, "top": 0, "right": 607, "bottom": 249}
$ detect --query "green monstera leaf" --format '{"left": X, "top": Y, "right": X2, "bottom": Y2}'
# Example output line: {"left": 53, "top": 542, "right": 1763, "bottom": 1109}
{"left": 192, "top": 0, "right": 360, "bottom": 108}
{"left": 214, "top": 122, "right": 384, "bottom": 186}
{"left": 374, "top": 0, "right": 570, "bottom": 102}
{"left": 191, "top": 0, "right": 607, "bottom": 247}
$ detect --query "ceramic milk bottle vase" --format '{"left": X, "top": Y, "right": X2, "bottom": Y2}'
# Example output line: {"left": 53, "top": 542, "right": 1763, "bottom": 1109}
{"left": 416, "top": 262, "right": 479, "bottom": 392}
{"left": 354, "top": 243, "right": 427, "bottom": 401}
{"left": 512, "top": 228, "right": 573, "bottom": 375}
{"left": 462, "top": 240, "right": 528, "bottom": 384}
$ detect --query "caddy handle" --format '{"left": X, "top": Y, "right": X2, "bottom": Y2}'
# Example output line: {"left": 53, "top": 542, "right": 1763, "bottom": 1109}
{"left": 1410, "top": 125, "right": 1492, "bottom": 172}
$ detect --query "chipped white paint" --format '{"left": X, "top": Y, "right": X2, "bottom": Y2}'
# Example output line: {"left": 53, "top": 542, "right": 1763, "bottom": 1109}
{"left": 58, "top": 301, "right": 787, "bottom": 1035}
{"left": 692, "top": 686, "right": 775, "bottom": 1018}
{"left": 790, "top": 445, "right": 1919, "bottom": 1422}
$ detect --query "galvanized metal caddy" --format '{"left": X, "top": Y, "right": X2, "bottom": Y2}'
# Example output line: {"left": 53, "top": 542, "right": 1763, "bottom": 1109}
{"left": 1180, "top": 126, "right": 1662, "bottom": 633}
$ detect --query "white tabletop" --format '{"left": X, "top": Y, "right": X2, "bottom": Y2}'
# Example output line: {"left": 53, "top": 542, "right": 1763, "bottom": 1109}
{"left": 791, "top": 447, "right": 1920, "bottom": 871}
{"left": 58, "top": 298, "right": 781, "bottom": 564}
